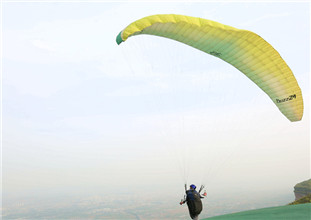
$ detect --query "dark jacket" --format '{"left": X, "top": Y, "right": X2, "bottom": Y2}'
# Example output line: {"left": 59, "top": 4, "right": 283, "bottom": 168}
{"left": 185, "top": 189, "right": 203, "bottom": 219}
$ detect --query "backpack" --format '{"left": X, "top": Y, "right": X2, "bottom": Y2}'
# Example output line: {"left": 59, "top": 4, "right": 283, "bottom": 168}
{"left": 186, "top": 190, "right": 203, "bottom": 218}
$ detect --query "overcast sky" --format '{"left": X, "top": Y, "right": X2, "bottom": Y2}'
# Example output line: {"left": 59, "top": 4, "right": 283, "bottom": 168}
{"left": 2, "top": 1, "right": 310, "bottom": 203}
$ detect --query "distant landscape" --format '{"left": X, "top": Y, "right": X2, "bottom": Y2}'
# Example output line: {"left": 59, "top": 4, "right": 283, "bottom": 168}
{"left": 2, "top": 190, "right": 294, "bottom": 219}
{"left": 3, "top": 179, "right": 311, "bottom": 219}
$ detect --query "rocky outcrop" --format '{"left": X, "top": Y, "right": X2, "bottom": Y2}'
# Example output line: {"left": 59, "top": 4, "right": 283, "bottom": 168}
{"left": 294, "top": 179, "right": 311, "bottom": 200}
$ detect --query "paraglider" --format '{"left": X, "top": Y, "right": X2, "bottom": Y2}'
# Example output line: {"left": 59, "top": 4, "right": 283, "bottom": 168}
{"left": 116, "top": 14, "right": 304, "bottom": 219}
{"left": 116, "top": 14, "right": 303, "bottom": 122}
{"left": 180, "top": 184, "right": 206, "bottom": 220}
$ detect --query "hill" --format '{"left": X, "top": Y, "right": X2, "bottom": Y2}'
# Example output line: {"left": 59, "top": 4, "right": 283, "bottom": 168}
{"left": 294, "top": 179, "right": 311, "bottom": 200}
{"left": 289, "top": 194, "right": 311, "bottom": 205}
{"left": 203, "top": 203, "right": 311, "bottom": 220}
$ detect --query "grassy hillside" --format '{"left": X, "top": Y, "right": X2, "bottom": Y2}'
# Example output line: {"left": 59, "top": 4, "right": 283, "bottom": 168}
{"left": 289, "top": 194, "right": 311, "bottom": 205}
{"left": 203, "top": 203, "right": 311, "bottom": 220}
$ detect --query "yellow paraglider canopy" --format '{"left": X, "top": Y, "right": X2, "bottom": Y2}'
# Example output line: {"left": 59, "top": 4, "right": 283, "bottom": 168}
{"left": 116, "top": 14, "right": 303, "bottom": 122}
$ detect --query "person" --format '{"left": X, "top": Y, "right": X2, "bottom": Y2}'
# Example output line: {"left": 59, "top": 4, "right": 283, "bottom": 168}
{"left": 180, "top": 184, "right": 206, "bottom": 220}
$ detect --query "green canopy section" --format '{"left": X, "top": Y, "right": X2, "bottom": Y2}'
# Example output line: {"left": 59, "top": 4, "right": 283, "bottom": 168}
{"left": 204, "top": 203, "right": 311, "bottom": 220}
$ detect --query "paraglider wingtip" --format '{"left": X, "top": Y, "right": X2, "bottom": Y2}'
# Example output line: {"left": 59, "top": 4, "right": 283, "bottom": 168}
{"left": 116, "top": 32, "right": 123, "bottom": 45}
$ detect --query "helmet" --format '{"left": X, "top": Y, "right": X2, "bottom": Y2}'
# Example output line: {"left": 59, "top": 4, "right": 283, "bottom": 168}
{"left": 190, "top": 184, "right": 196, "bottom": 189}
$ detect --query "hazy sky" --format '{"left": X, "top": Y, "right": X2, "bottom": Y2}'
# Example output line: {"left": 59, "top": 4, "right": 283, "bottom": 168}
{"left": 2, "top": 0, "right": 310, "bottom": 204}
